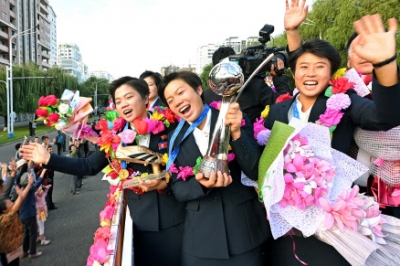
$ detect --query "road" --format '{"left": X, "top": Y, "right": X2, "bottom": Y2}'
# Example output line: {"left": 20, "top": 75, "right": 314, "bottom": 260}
{"left": 0, "top": 130, "right": 110, "bottom": 265}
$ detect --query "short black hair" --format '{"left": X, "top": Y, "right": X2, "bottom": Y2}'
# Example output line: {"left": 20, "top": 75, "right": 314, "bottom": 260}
{"left": 15, "top": 143, "right": 21, "bottom": 150}
{"left": 158, "top": 71, "right": 203, "bottom": 106}
{"left": 289, "top": 38, "right": 341, "bottom": 76}
{"left": 108, "top": 76, "right": 150, "bottom": 104}
{"left": 41, "top": 136, "right": 49, "bottom": 141}
{"left": 346, "top": 32, "right": 358, "bottom": 55}
{"left": 212, "top": 47, "right": 236, "bottom": 66}
{"left": 139, "top": 70, "right": 163, "bottom": 88}
{"left": 0, "top": 198, "right": 8, "bottom": 213}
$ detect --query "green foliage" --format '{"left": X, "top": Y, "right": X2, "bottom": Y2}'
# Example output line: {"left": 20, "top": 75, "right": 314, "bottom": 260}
{"left": 199, "top": 63, "right": 213, "bottom": 89}
{"left": 0, "top": 64, "right": 111, "bottom": 117}
{"left": 82, "top": 76, "right": 111, "bottom": 107}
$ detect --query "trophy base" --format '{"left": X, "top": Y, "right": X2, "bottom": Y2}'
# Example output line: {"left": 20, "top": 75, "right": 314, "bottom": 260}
{"left": 197, "top": 156, "right": 229, "bottom": 178}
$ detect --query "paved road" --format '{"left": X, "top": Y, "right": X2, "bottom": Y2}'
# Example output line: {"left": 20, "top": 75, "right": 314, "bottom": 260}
{"left": 0, "top": 131, "right": 110, "bottom": 265}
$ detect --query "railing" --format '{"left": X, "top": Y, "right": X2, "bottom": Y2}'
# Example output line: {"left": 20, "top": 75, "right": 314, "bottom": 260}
{"left": 103, "top": 189, "right": 133, "bottom": 266}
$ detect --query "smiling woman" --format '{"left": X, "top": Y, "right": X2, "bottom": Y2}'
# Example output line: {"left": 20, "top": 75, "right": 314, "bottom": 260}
{"left": 19, "top": 76, "right": 185, "bottom": 266}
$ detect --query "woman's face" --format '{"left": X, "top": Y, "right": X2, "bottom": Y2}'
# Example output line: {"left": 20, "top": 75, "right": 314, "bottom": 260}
{"left": 164, "top": 79, "right": 204, "bottom": 123}
{"left": 294, "top": 52, "right": 332, "bottom": 100}
{"left": 143, "top": 77, "right": 158, "bottom": 102}
{"left": 115, "top": 84, "right": 148, "bottom": 123}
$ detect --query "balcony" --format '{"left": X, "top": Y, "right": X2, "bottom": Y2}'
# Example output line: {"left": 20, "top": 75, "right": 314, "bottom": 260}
{"left": 40, "top": 0, "right": 49, "bottom": 5}
{"left": 0, "top": 30, "right": 8, "bottom": 40}
{"left": 0, "top": 57, "right": 9, "bottom": 65}
{"left": 41, "top": 60, "right": 51, "bottom": 69}
{"left": 10, "top": 10, "right": 15, "bottom": 18}
{"left": 40, "top": 4, "right": 49, "bottom": 15}
{"left": 10, "top": 0, "right": 15, "bottom": 7}
{"left": 41, "top": 51, "right": 50, "bottom": 59}
{"left": 0, "top": 43, "right": 8, "bottom": 53}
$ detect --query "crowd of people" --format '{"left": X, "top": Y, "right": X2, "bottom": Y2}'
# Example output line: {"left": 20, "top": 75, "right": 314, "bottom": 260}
{"left": 1, "top": 0, "right": 400, "bottom": 265}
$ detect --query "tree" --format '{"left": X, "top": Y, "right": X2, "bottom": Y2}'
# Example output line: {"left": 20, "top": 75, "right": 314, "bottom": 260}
{"left": 200, "top": 63, "right": 213, "bottom": 89}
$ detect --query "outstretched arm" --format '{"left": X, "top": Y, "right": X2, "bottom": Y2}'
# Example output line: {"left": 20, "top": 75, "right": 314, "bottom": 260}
{"left": 285, "top": 0, "right": 308, "bottom": 52}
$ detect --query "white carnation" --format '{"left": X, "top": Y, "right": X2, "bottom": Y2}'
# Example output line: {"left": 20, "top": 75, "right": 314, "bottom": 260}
{"left": 54, "top": 120, "right": 67, "bottom": 130}
{"left": 58, "top": 103, "right": 70, "bottom": 115}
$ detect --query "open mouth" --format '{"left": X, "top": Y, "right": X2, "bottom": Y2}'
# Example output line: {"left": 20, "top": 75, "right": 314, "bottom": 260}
{"left": 123, "top": 109, "right": 133, "bottom": 116}
{"left": 179, "top": 105, "right": 190, "bottom": 115}
{"left": 304, "top": 81, "right": 318, "bottom": 88}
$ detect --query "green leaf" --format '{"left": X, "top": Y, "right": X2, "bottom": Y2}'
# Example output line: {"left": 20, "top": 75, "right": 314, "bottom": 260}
{"left": 329, "top": 125, "right": 337, "bottom": 133}
{"left": 193, "top": 156, "right": 202, "bottom": 175}
{"left": 324, "top": 86, "right": 333, "bottom": 97}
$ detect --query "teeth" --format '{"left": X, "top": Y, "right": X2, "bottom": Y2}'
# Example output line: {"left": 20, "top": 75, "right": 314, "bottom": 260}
{"left": 304, "top": 82, "right": 317, "bottom": 85}
{"left": 124, "top": 110, "right": 132, "bottom": 114}
{"left": 180, "top": 106, "right": 189, "bottom": 113}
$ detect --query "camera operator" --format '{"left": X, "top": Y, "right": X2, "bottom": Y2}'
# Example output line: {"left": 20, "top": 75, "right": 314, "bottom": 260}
{"left": 203, "top": 46, "right": 291, "bottom": 123}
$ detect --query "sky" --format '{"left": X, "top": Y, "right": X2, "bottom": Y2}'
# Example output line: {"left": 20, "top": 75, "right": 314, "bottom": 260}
{"left": 50, "top": 0, "right": 314, "bottom": 79}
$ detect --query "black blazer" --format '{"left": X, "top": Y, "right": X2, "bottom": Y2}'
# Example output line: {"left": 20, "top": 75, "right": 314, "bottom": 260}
{"left": 203, "top": 75, "right": 291, "bottom": 123}
{"left": 265, "top": 73, "right": 400, "bottom": 155}
{"left": 168, "top": 107, "right": 270, "bottom": 259}
{"left": 45, "top": 129, "right": 185, "bottom": 232}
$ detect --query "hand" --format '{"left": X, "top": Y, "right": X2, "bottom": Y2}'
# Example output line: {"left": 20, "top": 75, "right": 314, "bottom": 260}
{"left": 28, "top": 173, "right": 34, "bottom": 185}
{"left": 352, "top": 14, "right": 397, "bottom": 64}
{"left": 9, "top": 158, "right": 16, "bottom": 172}
{"left": 270, "top": 58, "right": 285, "bottom": 77}
{"left": 135, "top": 178, "right": 167, "bottom": 192}
{"left": 225, "top": 103, "right": 243, "bottom": 140}
{"left": 284, "top": 0, "right": 308, "bottom": 31}
{"left": 19, "top": 143, "right": 51, "bottom": 165}
{"left": 196, "top": 171, "right": 232, "bottom": 188}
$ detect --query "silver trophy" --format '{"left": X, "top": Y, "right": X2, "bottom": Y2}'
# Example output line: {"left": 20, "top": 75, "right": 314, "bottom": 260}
{"left": 197, "top": 54, "right": 275, "bottom": 177}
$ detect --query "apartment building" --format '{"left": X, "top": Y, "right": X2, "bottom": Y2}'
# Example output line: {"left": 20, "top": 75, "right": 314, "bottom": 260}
{"left": 57, "top": 43, "right": 83, "bottom": 82}
{"left": 0, "top": 0, "right": 56, "bottom": 70}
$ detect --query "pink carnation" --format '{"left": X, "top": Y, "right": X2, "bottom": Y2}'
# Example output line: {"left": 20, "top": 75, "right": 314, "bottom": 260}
{"left": 318, "top": 109, "right": 344, "bottom": 127}
{"left": 253, "top": 117, "right": 266, "bottom": 139}
{"left": 118, "top": 129, "right": 136, "bottom": 144}
{"left": 209, "top": 101, "right": 221, "bottom": 110}
{"left": 177, "top": 166, "right": 194, "bottom": 181}
{"left": 326, "top": 94, "right": 351, "bottom": 111}
{"left": 227, "top": 153, "right": 235, "bottom": 162}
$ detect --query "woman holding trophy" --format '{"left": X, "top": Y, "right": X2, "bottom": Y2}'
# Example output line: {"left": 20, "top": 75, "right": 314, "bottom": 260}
{"left": 257, "top": 1, "right": 400, "bottom": 265}
{"left": 20, "top": 77, "right": 185, "bottom": 266}
{"left": 158, "top": 71, "right": 269, "bottom": 266}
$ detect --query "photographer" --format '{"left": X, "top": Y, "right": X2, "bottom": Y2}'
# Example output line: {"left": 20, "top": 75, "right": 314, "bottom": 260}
{"left": 203, "top": 46, "right": 291, "bottom": 123}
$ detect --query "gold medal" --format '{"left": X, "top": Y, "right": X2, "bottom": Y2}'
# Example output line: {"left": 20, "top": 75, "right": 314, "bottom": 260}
{"left": 119, "top": 169, "right": 129, "bottom": 179}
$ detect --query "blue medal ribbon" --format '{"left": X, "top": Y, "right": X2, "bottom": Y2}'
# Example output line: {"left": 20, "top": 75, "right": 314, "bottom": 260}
{"left": 166, "top": 104, "right": 210, "bottom": 171}
{"left": 292, "top": 99, "right": 300, "bottom": 119}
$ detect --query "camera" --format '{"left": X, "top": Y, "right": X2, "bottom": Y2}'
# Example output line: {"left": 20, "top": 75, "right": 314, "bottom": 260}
{"left": 228, "top": 24, "right": 288, "bottom": 77}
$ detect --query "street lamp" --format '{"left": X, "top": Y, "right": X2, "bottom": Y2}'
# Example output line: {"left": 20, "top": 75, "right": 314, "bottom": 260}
{"left": 7, "top": 25, "right": 37, "bottom": 138}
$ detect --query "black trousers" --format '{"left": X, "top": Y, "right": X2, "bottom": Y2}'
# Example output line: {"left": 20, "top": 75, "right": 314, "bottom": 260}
{"left": 46, "top": 182, "right": 55, "bottom": 209}
{"left": 21, "top": 216, "right": 38, "bottom": 255}
{"left": 56, "top": 143, "right": 62, "bottom": 155}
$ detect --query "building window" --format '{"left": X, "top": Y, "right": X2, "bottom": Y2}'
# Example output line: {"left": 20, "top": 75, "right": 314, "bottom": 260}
{"left": 2, "top": 11, "right": 7, "bottom": 20}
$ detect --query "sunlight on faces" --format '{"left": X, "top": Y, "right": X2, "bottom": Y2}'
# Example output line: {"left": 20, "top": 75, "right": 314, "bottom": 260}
{"left": 115, "top": 84, "right": 148, "bottom": 124}
{"left": 295, "top": 53, "right": 332, "bottom": 104}
{"left": 347, "top": 43, "right": 373, "bottom": 75}
{"left": 144, "top": 77, "right": 158, "bottom": 102}
{"left": 164, "top": 79, "right": 204, "bottom": 123}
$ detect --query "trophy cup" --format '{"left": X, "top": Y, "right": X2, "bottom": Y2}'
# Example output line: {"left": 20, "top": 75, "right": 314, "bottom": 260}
{"left": 197, "top": 54, "right": 275, "bottom": 177}
{"left": 115, "top": 144, "right": 167, "bottom": 189}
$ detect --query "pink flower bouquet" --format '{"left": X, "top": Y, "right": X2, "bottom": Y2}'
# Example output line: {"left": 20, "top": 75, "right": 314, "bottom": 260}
{"left": 246, "top": 118, "right": 400, "bottom": 265}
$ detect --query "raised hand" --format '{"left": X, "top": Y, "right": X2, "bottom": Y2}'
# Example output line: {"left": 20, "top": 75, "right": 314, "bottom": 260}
{"left": 352, "top": 14, "right": 397, "bottom": 65}
{"left": 284, "top": 0, "right": 308, "bottom": 31}
{"left": 20, "top": 143, "right": 51, "bottom": 165}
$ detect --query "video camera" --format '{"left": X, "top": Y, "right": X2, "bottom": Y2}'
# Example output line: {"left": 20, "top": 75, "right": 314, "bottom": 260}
{"left": 228, "top": 24, "right": 288, "bottom": 77}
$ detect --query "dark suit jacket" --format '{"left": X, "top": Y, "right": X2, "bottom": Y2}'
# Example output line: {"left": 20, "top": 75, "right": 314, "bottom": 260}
{"left": 150, "top": 97, "right": 165, "bottom": 109}
{"left": 265, "top": 73, "right": 400, "bottom": 155}
{"left": 45, "top": 127, "right": 185, "bottom": 232}
{"left": 203, "top": 75, "right": 291, "bottom": 124}
{"left": 168, "top": 107, "right": 270, "bottom": 259}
